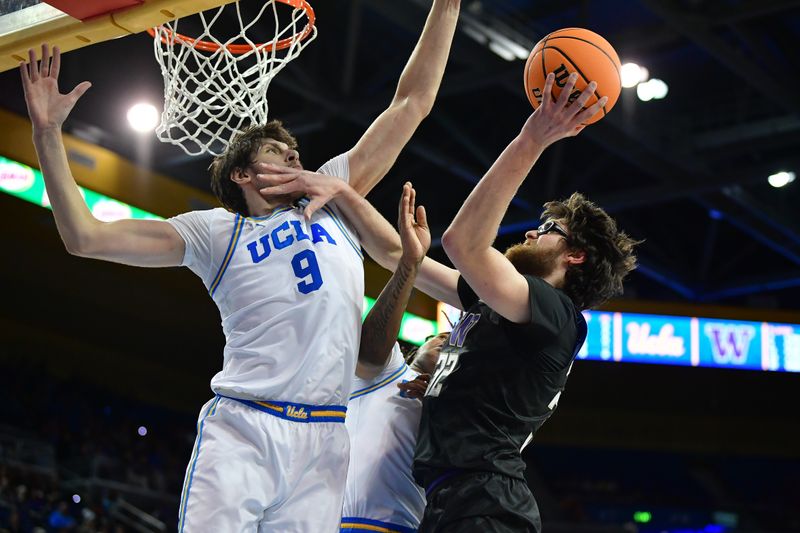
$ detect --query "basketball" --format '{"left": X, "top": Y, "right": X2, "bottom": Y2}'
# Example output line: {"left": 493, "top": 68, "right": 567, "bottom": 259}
{"left": 524, "top": 28, "right": 622, "bottom": 124}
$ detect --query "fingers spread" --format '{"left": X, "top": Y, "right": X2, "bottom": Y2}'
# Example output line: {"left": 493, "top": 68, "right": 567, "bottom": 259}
{"left": 259, "top": 184, "right": 294, "bottom": 196}
{"left": 556, "top": 72, "right": 578, "bottom": 108}
{"left": 51, "top": 46, "right": 61, "bottom": 79}
{"left": 68, "top": 81, "right": 92, "bottom": 102}
{"left": 28, "top": 49, "right": 38, "bottom": 81}
{"left": 40, "top": 44, "right": 50, "bottom": 78}
{"left": 575, "top": 96, "right": 608, "bottom": 125}
{"left": 19, "top": 62, "right": 30, "bottom": 91}
{"left": 540, "top": 72, "right": 555, "bottom": 109}
{"left": 573, "top": 81, "right": 597, "bottom": 111}
{"left": 256, "top": 162, "right": 293, "bottom": 174}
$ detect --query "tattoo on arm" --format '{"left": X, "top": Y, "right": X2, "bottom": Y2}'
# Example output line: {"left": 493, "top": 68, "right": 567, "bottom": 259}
{"left": 359, "top": 260, "right": 419, "bottom": 368}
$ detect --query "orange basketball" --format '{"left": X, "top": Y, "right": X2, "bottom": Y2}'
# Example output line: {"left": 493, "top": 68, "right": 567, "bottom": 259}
{"left": 524, "top": 28, "right": 622, "bottom": 124}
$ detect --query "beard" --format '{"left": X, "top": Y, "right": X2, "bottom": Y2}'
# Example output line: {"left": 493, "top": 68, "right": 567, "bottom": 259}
{"left": 504, "top": 242, "right": 562, "bottom": 278}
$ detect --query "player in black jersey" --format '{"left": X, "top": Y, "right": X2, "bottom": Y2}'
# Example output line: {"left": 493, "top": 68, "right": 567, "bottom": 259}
{"left": 409, "top": 72, "right": 641, "bottom": 532}
{"left": 249, "top": 71, "right": 639, "bottom": 530}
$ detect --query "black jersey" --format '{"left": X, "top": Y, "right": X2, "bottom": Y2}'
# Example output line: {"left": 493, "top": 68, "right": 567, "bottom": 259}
{"left": 413, "top": 275, "right": 587, "bottom": 487}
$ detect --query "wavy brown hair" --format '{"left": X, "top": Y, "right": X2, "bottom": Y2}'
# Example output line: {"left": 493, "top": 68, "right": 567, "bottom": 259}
{"left": 542, "top": 193, "right": 641, "bottom": 310}
{"left": 208, "top": 121, "right": 298, "bottom": 217}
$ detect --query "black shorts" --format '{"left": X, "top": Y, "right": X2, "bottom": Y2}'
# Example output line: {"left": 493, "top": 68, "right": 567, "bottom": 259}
{"left": 419, "top": 471, "right": 541, "bottom": 533}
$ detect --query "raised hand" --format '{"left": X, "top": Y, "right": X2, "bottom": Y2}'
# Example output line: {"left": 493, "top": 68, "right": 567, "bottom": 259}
{"left": 20, "top": 45, "right": 91, "bottom": 131}
{"left": 398, "top": 182, "right": 430, "bottom": 265}
{"left": 522, "top": 71, "right": 608, "bottom": 150}
{"left": 257, "top": 163, "right": 344, "bottom": 220}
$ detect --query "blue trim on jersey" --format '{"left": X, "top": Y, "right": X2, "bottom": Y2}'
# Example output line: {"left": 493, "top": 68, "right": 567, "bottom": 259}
{"left": 221, "top": 395, "right": 347, "bottom": 423}
{"left": 208, "top": 214, "right": 245, "bottom": 297}
{"left": 178, "top": 396, "right": 220, "bottom": 532}
{"left": 341, "top": 517, "right": 416, "bottom": 533}
{"left": 349, "top": 364, "right": 408, "bottom": 400}
{"left": 247, "top": 206, "right": 294, "bottom": 222}
{"left": 321, "top": 205, "right": 363, "bottom": 260}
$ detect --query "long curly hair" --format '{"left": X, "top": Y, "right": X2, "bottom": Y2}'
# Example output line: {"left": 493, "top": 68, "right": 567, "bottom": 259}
{"left": 208, "top": 121, "right": 298, "bottom": 217}
{"left": 542, "top": 193, "right": 641, "bottom": 310}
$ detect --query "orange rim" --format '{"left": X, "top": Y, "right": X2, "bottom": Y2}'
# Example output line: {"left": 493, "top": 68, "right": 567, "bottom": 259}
{"left": 147, "top": 0, "right": 315, "bottom": 55}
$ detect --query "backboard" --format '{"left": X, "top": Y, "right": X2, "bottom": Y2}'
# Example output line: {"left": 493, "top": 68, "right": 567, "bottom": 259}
{"left": 0, "top": 0, "right": 235, "bottom": 73}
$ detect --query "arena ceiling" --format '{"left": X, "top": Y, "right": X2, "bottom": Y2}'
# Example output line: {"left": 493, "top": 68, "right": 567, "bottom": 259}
{"left": 1, "top": 0, "right": 800, "bottom": 312}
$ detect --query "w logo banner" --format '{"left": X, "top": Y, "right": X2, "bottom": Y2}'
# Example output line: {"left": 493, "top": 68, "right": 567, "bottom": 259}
{"left": 703, "top": 323, "right": 756, "bottom": 365}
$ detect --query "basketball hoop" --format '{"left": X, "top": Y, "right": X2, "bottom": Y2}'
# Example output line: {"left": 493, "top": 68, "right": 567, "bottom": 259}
{"left": 148, "top": 0, "right": 316, "bottom": 156}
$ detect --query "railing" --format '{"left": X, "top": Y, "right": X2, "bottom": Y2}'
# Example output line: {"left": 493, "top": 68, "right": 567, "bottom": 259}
{"left": 0, "top": 423, "right": 56, "bottom": 474}
{"left": 111, "top": 499, "right": 167, "bottom": 532}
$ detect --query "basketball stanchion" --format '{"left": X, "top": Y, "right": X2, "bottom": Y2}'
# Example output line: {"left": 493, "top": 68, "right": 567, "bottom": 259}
{"left": 148, "top": 0, "right": 316, "bottom": 156}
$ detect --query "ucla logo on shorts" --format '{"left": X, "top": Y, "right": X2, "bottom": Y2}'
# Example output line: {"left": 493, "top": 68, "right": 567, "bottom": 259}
{"left": 285, "top": 406, "right": 309, "bottom": 420}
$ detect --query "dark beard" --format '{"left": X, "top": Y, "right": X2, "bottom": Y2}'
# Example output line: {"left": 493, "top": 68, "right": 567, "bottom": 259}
{"left": 504, "top": 243, "right": 561, "bottom": 278}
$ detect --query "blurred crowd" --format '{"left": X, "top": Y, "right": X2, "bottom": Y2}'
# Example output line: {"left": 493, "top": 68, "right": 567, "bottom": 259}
{"left": 0, "top": 361, "right": 196, "bottom": 532}
{"left": 0, "top": 360, "right": 798, "bottom": 533}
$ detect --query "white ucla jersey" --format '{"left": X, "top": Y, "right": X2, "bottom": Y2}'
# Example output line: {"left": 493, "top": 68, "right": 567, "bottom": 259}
{"left": 168, "top": 154, "right": 364, "bottom": 406}
{"left": 343, "top": 344, "right": 425, "bottom": 531}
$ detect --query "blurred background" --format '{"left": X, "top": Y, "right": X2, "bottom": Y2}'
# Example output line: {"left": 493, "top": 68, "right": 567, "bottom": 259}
{"left": 0, "top": 0, "right": 799, "bottom": 531}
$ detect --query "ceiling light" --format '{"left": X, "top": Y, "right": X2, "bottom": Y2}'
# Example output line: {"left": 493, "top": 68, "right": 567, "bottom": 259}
{"left": 768, "top": 171, "right": 796, "bottom": 188}
{"left": 648, "top": 78, "right": 668, "bottom": 99}
{"left": 488, "top": 40, "right": 517, "bottom": 61}
{"left": 127, "top": 103, "right": 159, "bottom": 133}
{"left": 636, "top": 80, "right": 655, "bottom": 101}
{"left": 621, "top": 62, "right": 648, "bottom": 88}
{"left": 636, "top": 78, "right": 668, "bottom": 101}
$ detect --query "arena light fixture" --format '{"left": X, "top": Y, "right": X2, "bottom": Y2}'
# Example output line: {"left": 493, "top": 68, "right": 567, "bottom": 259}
{"left": 621, "top": 62, "right": 648, "bottom": 88}
{"left": 126, "top": 102, "right": 159, "bottom": 133}
{"left": 647, "top": 78, "right": 668, "bottom": 99}
{"left": 637, "top": 78, "right": 668, "bottom": 101}
{"left": 768, "top": 171, "right": 796, "bottom": 188}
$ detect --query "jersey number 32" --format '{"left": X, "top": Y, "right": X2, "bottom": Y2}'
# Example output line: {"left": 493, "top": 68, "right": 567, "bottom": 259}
{"left": 426, "top": 351, "right": 460, "bottom": 398}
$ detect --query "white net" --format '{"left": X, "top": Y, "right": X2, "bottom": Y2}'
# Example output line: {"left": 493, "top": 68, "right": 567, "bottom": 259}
{"left": 151, "top": 0, "right": 317, "bottom": 156}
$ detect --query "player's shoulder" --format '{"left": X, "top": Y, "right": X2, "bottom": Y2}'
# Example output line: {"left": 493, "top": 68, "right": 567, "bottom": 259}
{"left": 173, "top": 207, "right": 231, "bottom": 220}
{"left": 524, "top": 275, "right": 574, "bottom": 309}
{"left": 315, "top": 152, "right": 350, "bottom": 181}
{"left": 197, "top": 207, "right": 245, "bottom": 228}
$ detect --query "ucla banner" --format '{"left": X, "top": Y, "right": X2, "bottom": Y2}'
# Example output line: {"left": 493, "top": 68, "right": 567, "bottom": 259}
{"left": 579, "top": 311, "right": 800, "bottom": 373}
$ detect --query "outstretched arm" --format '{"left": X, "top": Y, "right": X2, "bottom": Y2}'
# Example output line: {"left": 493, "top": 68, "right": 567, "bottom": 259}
{"left": 258, "top": 173, "right": 462, "bottom": 307}
{"left": 441, "top": 73, "right": 607, "bottom": 322}
{"left": 347, "top": 0, "right": 461, "bottom": 195}
{"left": 21, "top": 45, "right": 185, "bottom": 267}
{"left": 357, "top": 184, "right": 429, "bottom": 379}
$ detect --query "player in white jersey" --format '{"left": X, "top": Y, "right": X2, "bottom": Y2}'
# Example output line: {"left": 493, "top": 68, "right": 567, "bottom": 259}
{"left": 341, "top": 184, "right": 448, "bottom": 532}
{"left": 344, "top": 336, "right": 449, "bottom": 533}
{"left": 19, "top": 1, "right": 461, "bottom": 530}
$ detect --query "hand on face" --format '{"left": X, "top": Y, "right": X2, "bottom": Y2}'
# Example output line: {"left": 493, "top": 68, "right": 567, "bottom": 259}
{"left": 398, "top": 182, "right": 431, "bottom": 265}
{"left": 20, "top": 44, "right": 92, "bottom": 131}
{"left": 256, "top": 163, "right": 344, "bottom": 220}
{"left": 521, "top": 72, "right": 608, "bottom": 150}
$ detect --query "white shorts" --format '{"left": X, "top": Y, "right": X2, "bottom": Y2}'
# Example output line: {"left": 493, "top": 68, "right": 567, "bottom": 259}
{"left": 178, "top": 395, "right": 350, "bottom": 533}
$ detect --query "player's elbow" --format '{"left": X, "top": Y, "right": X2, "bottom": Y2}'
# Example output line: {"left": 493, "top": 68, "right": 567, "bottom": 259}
{"left": 392, "top": 95, "right": 433, "bottom": 122}
{"left": 64, "top": 237, "right": 98, "bottom": 259}
{"left": 63, "top": 227, "right": 104, "bottom": 259}
{"left": 441, "top": 228, "right": 469, "bottom": 260}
